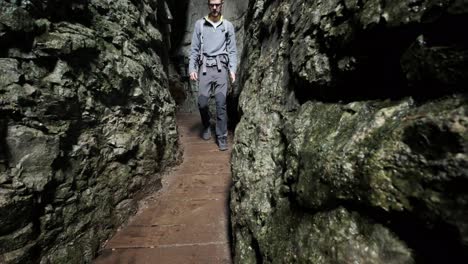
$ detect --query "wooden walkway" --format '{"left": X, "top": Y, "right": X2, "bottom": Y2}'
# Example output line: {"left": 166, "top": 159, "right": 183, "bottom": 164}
{"left": 94, "top": 113, "right": 232, "bottom": 264}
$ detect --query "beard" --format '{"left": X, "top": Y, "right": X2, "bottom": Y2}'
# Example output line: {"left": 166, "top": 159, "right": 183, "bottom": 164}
{"left": 210, "top": 10, "right": 221, "bottom": 17}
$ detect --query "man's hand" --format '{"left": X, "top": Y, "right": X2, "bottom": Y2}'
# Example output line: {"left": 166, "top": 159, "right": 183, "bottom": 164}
{"left": 230, "top": 72, "right": 236, "bottom": 83}
{"left": 190, "top": 72, "right": 198, "bottom": 81}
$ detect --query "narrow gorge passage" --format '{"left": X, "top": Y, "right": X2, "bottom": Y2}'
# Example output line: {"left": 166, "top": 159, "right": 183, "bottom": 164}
{"left": 94, "top": 113, "right": 233, "bottom": 264}
{"left": 1, "top": 0, "right": 467, "bottom": 263}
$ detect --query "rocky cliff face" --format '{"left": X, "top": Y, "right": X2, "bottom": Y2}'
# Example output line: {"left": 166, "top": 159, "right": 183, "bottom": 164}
{"left": 0, "top": 0, "right": 179, "bottom": 263}
{"left": 231, "top": 0, "right": 468, "bottom": 263}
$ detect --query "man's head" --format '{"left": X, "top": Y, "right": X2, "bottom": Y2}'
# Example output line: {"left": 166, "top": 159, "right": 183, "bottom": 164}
{"left": 208, "top": 0, "right": 223, "bottom": 19}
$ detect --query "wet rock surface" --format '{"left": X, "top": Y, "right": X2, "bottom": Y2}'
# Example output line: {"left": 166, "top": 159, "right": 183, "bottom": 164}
{"left": 0, "top": 0, "right": 179, "bottom": 263}
{"left": 231, "top": 0, "right": 468, "bottom": 263}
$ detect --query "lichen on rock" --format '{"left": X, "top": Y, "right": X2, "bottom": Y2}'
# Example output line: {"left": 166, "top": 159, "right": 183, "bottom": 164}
{"left": 231, "top": 0, "right": 468, "bottom": 263}
{"left": 0, "top": 0, "right": 179, "bottom": 263}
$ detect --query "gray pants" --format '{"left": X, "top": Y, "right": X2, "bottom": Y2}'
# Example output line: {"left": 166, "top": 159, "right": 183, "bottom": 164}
{"left": 198, "top": 65, "right": 228, "bottom": 138}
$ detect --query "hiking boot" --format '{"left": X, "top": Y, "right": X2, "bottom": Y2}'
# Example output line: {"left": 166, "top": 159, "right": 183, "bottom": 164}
{"left": 218, "top": 136, "right": 228, "bottom": 151}
{"left": 202, "top": 126, "right": 211, "bottom": 140}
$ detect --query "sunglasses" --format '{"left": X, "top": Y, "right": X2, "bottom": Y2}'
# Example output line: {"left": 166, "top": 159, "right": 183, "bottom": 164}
{"left": 208, "top": 3, "right": 223, "bottom": 8}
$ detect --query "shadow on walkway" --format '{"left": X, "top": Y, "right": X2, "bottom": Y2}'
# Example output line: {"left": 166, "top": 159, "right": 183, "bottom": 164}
{"left": 94, "top": 113, "right": 233, "bottom": 264}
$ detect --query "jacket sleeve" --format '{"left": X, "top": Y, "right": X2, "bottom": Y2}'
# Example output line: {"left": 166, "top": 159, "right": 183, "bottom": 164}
{"left": 188, "top": 20, "right": 201, "bottom": 74}
{"left": 226, "top": 22, "right": 237, "bottom": 73}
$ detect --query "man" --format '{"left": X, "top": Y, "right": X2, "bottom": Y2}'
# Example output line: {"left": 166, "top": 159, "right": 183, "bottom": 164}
{"left": 188, "top": 0, "right": 237, "bottom": 151}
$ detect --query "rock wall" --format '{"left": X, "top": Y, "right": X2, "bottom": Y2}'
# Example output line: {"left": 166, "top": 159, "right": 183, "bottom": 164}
{"left": 231, "top": 0, "right": 468, "bottom": 263}
{"left": 0, "top": 0, "right": 179, "bottom": 263}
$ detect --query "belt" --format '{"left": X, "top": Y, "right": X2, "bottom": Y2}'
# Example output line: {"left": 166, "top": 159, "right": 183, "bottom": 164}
{"left": 200, "top": 55, "right": 225, "bottom": 74}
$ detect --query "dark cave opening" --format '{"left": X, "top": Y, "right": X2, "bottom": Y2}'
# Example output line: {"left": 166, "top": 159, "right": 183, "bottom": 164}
{"left": 165, "top": 0, "right": 190, "bottom": 57}
{"left": 27, "top": 0, "right": 94, "bottom": 26}
{"left": 0, "top": 31, "right": 35, "bottom": 57}
{"left": 292, "top": 12, "right": 468, "bottom": 105}
{"left": 347, "top": 201, "right": 468, "bottom": 264}
{"left": 292, "top": 23, "right": 420, "bottom": 104}
{"left": 160, "top": 0, "right": 192, "bottom": 111}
